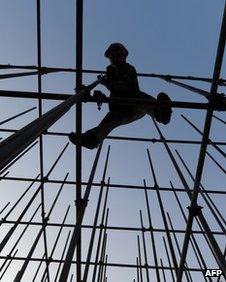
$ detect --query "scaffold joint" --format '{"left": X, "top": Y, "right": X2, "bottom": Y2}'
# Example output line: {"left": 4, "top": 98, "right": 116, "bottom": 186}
{"left": 207, "top": 93, "right": 226, "bottom": 111}
{"left": 75, "top": 199, "right": 88, "bottom": 208}
{"left": 187, "top": 205, "right": 203, "bottom": 217}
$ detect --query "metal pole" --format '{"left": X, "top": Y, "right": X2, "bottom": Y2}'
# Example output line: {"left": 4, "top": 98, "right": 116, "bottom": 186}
{"left": 0, "top": 202, "right": 10, "bottom": 215}
{"left": 40, "top": 205, "right": 71, "bottom": 281}
{"left": 92, "top": 178, "right": 110, "bottom": 281}
{"left": 82, "top": 146, "right": 110, "bottom": 281}
{"left": 139, "top": 210, "right": 150, "bottom": 282}
{"left": 178, "top": 21, "right": 226, "bottom": 275}
{"left": 75, "top": 0, "right": 84, "bottom": 280}
{"left": 0, "top": 107, "right": 36, "bottom": 126}
{"left": 0, "top": 204, "right": 41, "bottom": 274}
{"left": 0, "top": 76, "right": 103, "bottom": 172}
{"left": 143, "top": 180, "right": 160, "bottom": 281}
{"left": 0, "top": 141, "right": 38, "bottom": 175}
{"left": 147, "top": 149, "right": 179, "bottom": 275}
{"left": 162, "top": 236, "right": 175, "bottom": 282}
{"left": 175, "top": 150, "right": 226, "bottom": 231}
{"left": 170, "top": 182, "right": 212, "bottom": 281}
{"left": 54, "top": 231, "right": 72, "bottom": 282}
{"left": 97, "top": 208, "right": 109, "bottom": 282}
{"left": 59, "top": 143, "right": 102, "bottom": 281}
{"left": 181, "top": 114, "right": 226, "bottom": 158}
{"left": 166, "top": 213, "right": 193, "bottom": 281}
{"left": 36, "top": 0, "right": 50, "bottom": 279}
{"left": 160, "top": 259, "right": 166, "bottom": 282}
{"left": 152, "top": 118, "right": 226, "bottom": 280}
{"left": 137, "top": 236, "right": 143, "bottom": 282}
{"left": 213, "top": 114, "right": 226, "bottom": 125}
{"left": 13, "top": 174, "right": 69, "bottom": 282}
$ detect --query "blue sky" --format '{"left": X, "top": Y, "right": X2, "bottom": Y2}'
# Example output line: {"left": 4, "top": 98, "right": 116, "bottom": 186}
{"left": 0, "top": 1, "right": 225, "bottom": 281}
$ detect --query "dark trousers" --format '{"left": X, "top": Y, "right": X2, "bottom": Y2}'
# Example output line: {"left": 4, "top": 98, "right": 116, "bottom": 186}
{"left": 83, "top": 92, "right": 156, "bottom": 145}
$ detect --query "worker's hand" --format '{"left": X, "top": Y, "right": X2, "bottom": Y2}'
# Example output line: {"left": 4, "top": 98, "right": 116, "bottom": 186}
{"left": 98, "top": 75, "right": 108, "bottom": 87}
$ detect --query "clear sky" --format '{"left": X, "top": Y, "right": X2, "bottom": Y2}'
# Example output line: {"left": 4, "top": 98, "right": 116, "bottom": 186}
{"left": 0, "top": 1, "right": 225, "bottom": 281}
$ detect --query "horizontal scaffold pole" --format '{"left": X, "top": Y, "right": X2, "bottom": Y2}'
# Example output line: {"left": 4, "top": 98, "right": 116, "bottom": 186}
{"left": 0, "top": 64, "right": 226, "bottom": 85}
{"left": 0, "top": 77, "right": 104, "bottom": 171}
{"left": 0, "top": 88, "right": 226, "bottom": 110}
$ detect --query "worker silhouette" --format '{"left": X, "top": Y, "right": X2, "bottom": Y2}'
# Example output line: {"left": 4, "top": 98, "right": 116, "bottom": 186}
{"left": 69, "top": 42, "right": 172, "bottom": 149}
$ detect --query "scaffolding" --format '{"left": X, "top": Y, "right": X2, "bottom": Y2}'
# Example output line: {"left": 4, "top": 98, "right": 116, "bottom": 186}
{"left": 0, "top": 1, "right": 225, "bottom": 281}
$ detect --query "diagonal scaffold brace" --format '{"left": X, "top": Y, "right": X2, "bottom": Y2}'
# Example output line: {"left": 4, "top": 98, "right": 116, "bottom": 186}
{"left": 0, "top": 76, "right": 104, "bottom": 172}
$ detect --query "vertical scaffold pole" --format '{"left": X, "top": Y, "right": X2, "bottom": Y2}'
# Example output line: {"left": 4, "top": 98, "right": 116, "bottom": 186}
{"left": 177, "top": 2, "right": 226, "bottom": 280}
{"left": 76, "top": 0, "right": 83, "bottom": 281}
{"left": 36, "top": 0, "right": 50, "bottom": 280}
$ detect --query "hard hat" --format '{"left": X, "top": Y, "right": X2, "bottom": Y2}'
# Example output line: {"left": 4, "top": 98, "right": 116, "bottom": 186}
{"left": 104, "top": 42, "right": 129, "bottom": 58}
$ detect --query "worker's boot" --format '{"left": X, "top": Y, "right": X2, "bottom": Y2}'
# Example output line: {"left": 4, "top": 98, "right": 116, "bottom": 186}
{"left": 154, "top": 92, "right": 172, "bottom": 124}
{"left": 68, "top": 131, "right": 99, "bottom": 149}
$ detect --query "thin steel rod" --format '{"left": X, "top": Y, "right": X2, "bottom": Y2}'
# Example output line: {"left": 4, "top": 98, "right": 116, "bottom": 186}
{"left": 92, "top": 178, "right": 110, "bottom": 282}
{"left": 0, "top": 70, "right": 56, "bottom": 80}
{"left": 152, "top": 118, "right": 226, "bottom": 280}
{"left": 166, "top": 79, "right": 210, "bottom": 98}
{"left": 102, "top": 255, "right": 108, "bottom": 282}
{"left": 143, "top": 180, "right": 160, "bottom": 281}
{"left": 0, "top": 254, "right": 211, "bottom": 271}
{"left": 97, "top": 209, "right": 109, "bottom": 282}
{"left": 136, "top": 257, "right": 140, "bottom": 282}
{"left": 205, "top": 149, "right": 226, "bottom": 174}
{"left": 82, "top": 146, "right": 111, "bottom": 281}
{"left": 178, "top": 29, "right": 226, "bottom": 276}
{"left": 169, "top": 182, "right": 217, "bottom": 282}
{"left": 160, "top": 259, "right": 167, "bottom": 282}
{"left": 175, "top": 150, "right": 226, "bottom": 231}
{"left": 0, "top": 204, "right": 41, "bottom": 274}
{"left": 14, "top": 174, "right": 69, "bottom": 282}
{"left": 1, "top": 175, "right": 226, "bottom": 195}
{"left": 59, "top": 143, "right": 102, "bottom": 281}
{"left": 162, "top": 236, "right": 176, "bottom": 282}
{"left": 0, "top": 249, "right": 18, "bottom": 280}
{"left": 0, "top": 202, "right": 10, "bottom": 215}
{"left": 166, "top": 213, "right": 192, "bottom": 282}
{"left": 1, "top": 64, "right": 225, "bottom": 84}
{"left": 54, "top": 231, "right": 72, "bottom": 282}
{"left": 147, "top": 149, "right": 179, "bottom": 275}
{"left": 1, "top": 219, "right": 225, "bottom": 235}
{"left": 213, "top": 114, "right": 226, "bottom": 124}
{"left": 2, "top": 126, "right": 226, "bottom": 146}
{"left": 139, "top": 210, "right": 150, "bottom": 282}
{"left": 32, "top": 254, "right": 45, "bottom": 282}
{"left": 75, "top": 0, "right": 83, "bottom": 278}
{"left": 97, "top": 232, "right": 108, "bottom": 282}
{"left": 1, "top": 174, "right": 40, "bottom": 224}
{"left": 36, "top": 0, "right": 50, "bottom": 279}
{"left": 0, "top": 88, "right": 222, "bottom": 110}
{"left": 181, "top": 114, "right": 226, "bottom": 158}
{"left": 0, "top": 107, "right": 36, "bottom": 126}
{"left": 40, "top": 205, "right": 71, "bottom": 281}
{"left": 137, "top": 236, "right": 143, "bottom": 282}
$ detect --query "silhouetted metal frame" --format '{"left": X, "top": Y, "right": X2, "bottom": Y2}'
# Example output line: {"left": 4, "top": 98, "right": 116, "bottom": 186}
{"left": 176, "top": 3, "right": 226, "bottom": 280}
{"left": 0, "top": 2, "right": 225, "bottom": 281}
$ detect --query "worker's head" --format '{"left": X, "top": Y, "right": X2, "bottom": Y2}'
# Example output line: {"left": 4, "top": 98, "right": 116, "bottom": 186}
{"left": 105, "top": 43, "right": 128, "bottom": 67}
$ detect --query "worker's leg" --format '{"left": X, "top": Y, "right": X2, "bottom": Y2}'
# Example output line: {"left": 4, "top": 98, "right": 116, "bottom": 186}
{"left": 139, "top": 91, "right": 172, "bottom": 124}
{"left": 69, "top": 110, "right": 145, "bottom": 149}
{"left": 84, "top": 110, "right": 145, "bottom": 144}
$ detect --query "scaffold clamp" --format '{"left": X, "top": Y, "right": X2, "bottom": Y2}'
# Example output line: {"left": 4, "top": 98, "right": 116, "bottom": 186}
{"left": 187, "top": 205, "right": 203, "bottom": 217}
